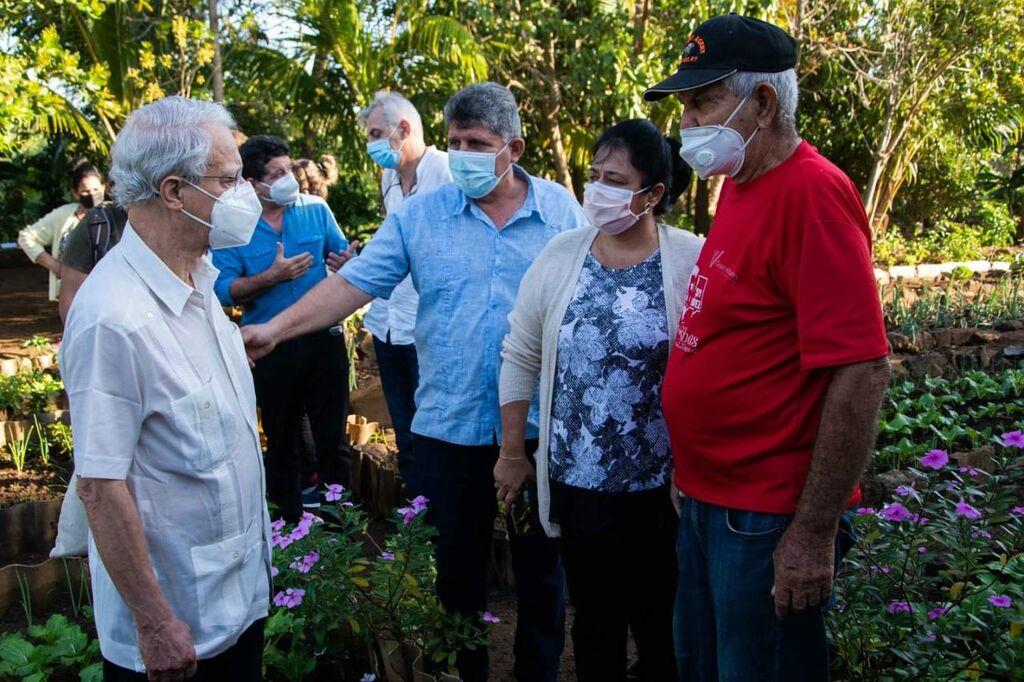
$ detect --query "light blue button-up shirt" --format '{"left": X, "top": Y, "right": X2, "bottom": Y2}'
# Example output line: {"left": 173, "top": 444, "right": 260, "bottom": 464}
{"left": 340, "top": 167, "right": 587, "bottom": 446}
{"left": 212, "top": 195, "right": 348, "bottom": 325}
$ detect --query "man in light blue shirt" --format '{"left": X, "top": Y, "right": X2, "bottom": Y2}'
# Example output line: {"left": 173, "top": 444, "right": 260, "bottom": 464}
{"left": 212, "top": 135, "right": 357, "bottom": 522}
{"left": 358, "top": 90, "right": 452, "bottom": 492}
{"left": 242, "top": 83, "right": 586, "bottom": 682}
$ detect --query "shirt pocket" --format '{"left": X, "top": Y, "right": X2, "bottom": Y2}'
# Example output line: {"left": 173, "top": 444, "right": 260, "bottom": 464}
{"left": 243, "top": 245, "right": 275, "bottom": 275}
{"left": 169, "top": 380, "right": 236, "bottom": 472}
{"left": 189, "top": 520, "right": 264, "bottom": 632}
{"left": 295, "top": 232, "right": 325, "bottom": 267}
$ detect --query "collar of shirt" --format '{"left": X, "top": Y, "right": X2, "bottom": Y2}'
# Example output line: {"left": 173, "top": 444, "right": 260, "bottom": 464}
{"left": 382, "top": 145, "right": 447, "bottom": 204}
{"left": 452, "top": 165, "right": 546, "bottom": 229}
{"left": 119, "top": 223, "right": 219, "bottom": 317}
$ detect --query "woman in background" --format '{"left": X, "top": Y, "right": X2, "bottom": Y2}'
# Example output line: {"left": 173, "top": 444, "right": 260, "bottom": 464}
{"left": 18, "top": 158, "right": 105, "bottom": 302}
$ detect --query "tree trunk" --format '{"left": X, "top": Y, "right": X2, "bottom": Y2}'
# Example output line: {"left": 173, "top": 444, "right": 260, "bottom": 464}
{"left": 631, "top": 0, "right": 650, "bottom": 60}
{"left": 539, "top": 45, "right": 573, "bottom": 192}
{"left": 208, "top": 0, "right": 224, "bottom": 103}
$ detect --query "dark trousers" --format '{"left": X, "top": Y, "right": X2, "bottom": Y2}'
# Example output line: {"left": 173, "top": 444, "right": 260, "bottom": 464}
{"left": 254, "top": 329, "right": 351, "bottom": 521}
{"left": 372, "top": 335, "right": 419, "bottom": 493}
{"left": 103, "top": 618, "right": 264, "bottom": 681}
{"left": 674, "top": 499, "right": 854, "bottom": 682}
{"left": 559, "top": 497, "right": 678, "bottom": 682}
{"left": 414, "top": 435, "right": 565, "bottom": 682}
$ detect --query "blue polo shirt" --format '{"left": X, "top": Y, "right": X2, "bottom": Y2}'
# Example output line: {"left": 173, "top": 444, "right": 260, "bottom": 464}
{"left": 340, "top": 167, "right": 587, "bottom": 446}
{"left": 212, "top": 195, "right": 348, "bottom": 325}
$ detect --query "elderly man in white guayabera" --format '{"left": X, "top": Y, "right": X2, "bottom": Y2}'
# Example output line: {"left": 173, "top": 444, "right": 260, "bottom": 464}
{"left": 60, "top": 96, "right": 272, "bottom": 682}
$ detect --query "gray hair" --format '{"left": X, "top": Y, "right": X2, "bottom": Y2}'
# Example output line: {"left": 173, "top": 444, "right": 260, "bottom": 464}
{"left": 358, "top": 90, "right": 423, "bottom": 137}
{"left": 110, "top": 96, "right": 235, "bottom": 206}
{"left": 443, "top": 82, "right": 522, "bottom": 142}
{"left": 722, "top": 69, "right": 798, "bottom": 131}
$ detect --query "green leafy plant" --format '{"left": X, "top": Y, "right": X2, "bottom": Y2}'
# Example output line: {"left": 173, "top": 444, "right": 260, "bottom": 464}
{"left": 882, "top": 274, "right": 1024, "bottom": 336}
{"left": 32, "top": 416, "right": 50, "bottom": 468}
{"left": 264, "top": 487, "right": 494, "bottom": 680}
{"left": 46, "top": 422, "right": 73, "bottom": 458}
{"left": 7, "top": 425, "right": 33, "bottom": 473}
{"left": 21, "top": 335, "right": 52, "bottom": 355}
{"left": 875, "top": 369, "right": 1024, "bottom": 470}
{"left": 0, "top": 613, "right": 102, "bottom": 682}
{"left": 830, "top": 432, "right": 1024, "bottom": 679}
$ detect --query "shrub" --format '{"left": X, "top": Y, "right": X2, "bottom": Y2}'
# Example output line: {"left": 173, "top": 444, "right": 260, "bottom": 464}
{"left": 830, "top": 432, "right": 1024, "bottom": 679}
{"left": 264, "top": 488, "right": 494, "bottom": 680}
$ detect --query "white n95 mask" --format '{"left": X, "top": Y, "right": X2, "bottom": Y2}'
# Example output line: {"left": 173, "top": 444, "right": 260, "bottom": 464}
{"left": 679, "top": 95, "right": 758, "bottom": 180}
{"left": 182, "top": 180, "right": 263, "bottom": 249}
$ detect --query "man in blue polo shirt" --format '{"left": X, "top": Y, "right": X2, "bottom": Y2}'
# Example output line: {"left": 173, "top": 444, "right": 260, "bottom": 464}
{"left": 242, "top": 83, "right": 586, "bottom": 682}
{"left": 212, "top": 135, "right": 357, "bottom": 522}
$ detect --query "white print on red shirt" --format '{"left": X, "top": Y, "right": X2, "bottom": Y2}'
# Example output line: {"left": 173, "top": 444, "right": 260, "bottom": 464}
{"left": 709, "top": 249, "right": 739, "bottom": 282}
{"left": 675, "top": 264, "right": 707, "bottom": 352}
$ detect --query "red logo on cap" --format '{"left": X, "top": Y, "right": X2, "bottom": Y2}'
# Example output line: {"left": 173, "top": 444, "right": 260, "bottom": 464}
{"left": 680, "top": 34, "right": 706, "bottom": 64}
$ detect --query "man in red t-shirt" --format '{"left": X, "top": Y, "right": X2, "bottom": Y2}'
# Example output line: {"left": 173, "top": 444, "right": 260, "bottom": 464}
{"left": 645, "top": 14, "right": 891, "bottom": 681}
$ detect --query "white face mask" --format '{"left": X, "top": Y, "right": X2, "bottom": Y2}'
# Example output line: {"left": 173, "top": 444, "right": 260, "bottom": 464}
{"left": 260, "top": 172, "right": 300, "bottom": 206}
{"left": 583, "top": 182, "right": 652, "bottom": 235}
{"left": 679, "top": 95, "right": 758, "bottom": 180}
{"left": 182, "top": 180, "right": 262, "bottom": 249}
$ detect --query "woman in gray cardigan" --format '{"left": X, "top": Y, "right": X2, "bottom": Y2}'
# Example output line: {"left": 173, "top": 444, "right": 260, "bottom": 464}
{"left": 497, "top": 119, "right": 704, "bottom": 681}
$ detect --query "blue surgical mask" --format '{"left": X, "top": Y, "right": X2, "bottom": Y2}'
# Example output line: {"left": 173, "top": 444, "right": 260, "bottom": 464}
{"left": 448, "top": 143, "right": 512, "bottom": 199}
{"left": 367, "top": 128, "right": 405, "bottom": 170}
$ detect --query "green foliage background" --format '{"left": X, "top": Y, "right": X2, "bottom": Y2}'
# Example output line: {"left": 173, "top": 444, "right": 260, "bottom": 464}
{"left": 1, "top": 0, "right": 1022, "bottom": 255}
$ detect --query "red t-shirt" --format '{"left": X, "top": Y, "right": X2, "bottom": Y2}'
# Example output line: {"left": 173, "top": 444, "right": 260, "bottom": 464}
{"left": 662, "top": 142, "right": 888, "bottom": 514}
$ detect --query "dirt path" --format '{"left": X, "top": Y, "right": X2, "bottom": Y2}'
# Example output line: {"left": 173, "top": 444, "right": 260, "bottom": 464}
{"left": 0, "top": 264, "right": 62, "bottom": 356}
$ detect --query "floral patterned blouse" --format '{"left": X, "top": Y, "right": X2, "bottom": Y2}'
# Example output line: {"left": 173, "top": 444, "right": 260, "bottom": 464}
{"left": 549, "top": 250, "right": 672, "bottom": 493}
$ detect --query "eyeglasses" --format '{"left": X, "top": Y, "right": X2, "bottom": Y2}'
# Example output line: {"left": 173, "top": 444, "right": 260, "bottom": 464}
{"left": 200, "top": 169, "right": 244, "bottom": 185}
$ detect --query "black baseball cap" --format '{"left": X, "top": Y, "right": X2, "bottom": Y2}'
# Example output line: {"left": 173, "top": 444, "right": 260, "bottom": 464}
{"left": 644, "top": 14, "right": 797, "bottom": 101}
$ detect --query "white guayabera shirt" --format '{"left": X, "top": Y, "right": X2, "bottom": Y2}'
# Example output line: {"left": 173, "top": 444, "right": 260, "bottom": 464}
{"left": 60, "top": 224, "right": 272, "bottom": 671}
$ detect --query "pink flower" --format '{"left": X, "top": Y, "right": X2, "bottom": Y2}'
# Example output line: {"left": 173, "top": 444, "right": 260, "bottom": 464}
{"left": 923, "top": 632, "right": 937, "bottom": 642}
{"left": 271, "top": 519, "right": 287, "bottom": 532}
{"left": 380, "top": 552, "right": 395, "bottom": 561}
{"left": 397, "top": 498, "right": 429, "bottom": 526}
{"left": 270, "top": 566, "right": 280, "bottom": 577}
{"left": 927, "top": 607, "right": 947, "bottom": 620}
{"left": 895, "top": 485, "right": 913, "bottom": 497}
{"left": 920, "top": 449, "right": 949, "bottom": 470}
{"left": 855, "top": 507, "right": 875, "bottom": 516}
{"left": 274, "top": 533, "right": 294, "bottom": 550}
{"left": 482, "top": 612, "right": 500, "bottom": 624}
{"left": 273, "top": 588, "right": 306, "bottom": 609}
{"left": 326, "top": 483, "right": 345, "bottom": 502}
{"left": 870, "top": 565, "right": 891, "bottom": 575}
{"left": 289, "top": 551, "right": 320, "bottom": 574}
{"left": 834, "top": 603, "right": 847, "bottom": 612}
{"left": 1000, "top": 430, "right": 1024, "bottom": 448}
{"left": 917, "top": 546, "right": 927, "bottom": 554}
{"left": 955, "top": 502, "right": 982, "bottom": 520}
{"left": 1012, "top": 506, "right": 1024, "bottom": 516}
{"left": 958, "top": 466, "right": 979, "bottom": 478}
{"left": 989, "top": 594, "right": 1012, "bottom": 608}
{"left": 972, "top": 528, "right": 992, "bottom": 539}
{"left": 289, "top": 524, "right": 310, "bottom": 542}
{"left": 887, "top": 601, "right": 913, "bottom": 614}
{"left": 881, "top": 503, "right": 912, "bottom": 522}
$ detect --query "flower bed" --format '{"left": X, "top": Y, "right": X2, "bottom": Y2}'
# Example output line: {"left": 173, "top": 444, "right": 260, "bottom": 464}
{"left": 831, "top": 434, "right": 1024, "bottom": 679}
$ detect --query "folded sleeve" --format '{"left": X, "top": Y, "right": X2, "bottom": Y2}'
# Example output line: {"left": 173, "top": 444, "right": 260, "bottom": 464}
{"left": 338, "top": 212, "right": 409, "bottom": 300}
{"left": 62, "top": 323, "right": 144, "bottom": 479}
{"left": 785, "top": 218, "right": 889, "bottom": 370}
{"left": 18, "top": 206, "right": 65, "bottom": 262}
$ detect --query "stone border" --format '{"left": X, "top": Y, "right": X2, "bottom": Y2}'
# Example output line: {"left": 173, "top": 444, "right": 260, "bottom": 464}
{"left": 876, "top": 261, "right": 1014, "bottom": 284}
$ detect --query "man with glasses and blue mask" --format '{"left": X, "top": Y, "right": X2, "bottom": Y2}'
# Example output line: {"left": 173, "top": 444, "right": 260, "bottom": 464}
{"left": 242, "top": 82, "right": 586, "bottom": 682}
{"left": 212, "top": 135, "right": 358, "bottom": 522}
{"left": 358, "top": 90, "right": 451, "bottom": 495}
{"left": 61, "top": 96, "right": 272, "bottom": 680}
{"left": 645, "top": 14, "right": 891, "bottom": 681}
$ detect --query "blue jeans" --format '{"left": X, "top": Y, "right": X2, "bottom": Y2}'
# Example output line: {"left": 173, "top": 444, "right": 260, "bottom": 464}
{"left": 674, "top": 498, "right": 853, "bottom": 682}
{"left": 372, "top": 335, "right": 419, "bottom": 493}
{"left": 414, "top": 435, "right": 565, "bottom": 682}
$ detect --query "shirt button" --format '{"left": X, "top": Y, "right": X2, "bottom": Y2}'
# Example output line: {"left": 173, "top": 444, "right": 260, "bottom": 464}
{"left": 233, "top": 551, "right": 240, "bottom": 559}
{"left": 204, "top": 402, "right": 211, "bottom": 409}
{"left": 146, "top": 312, "right": 154, "bottom": 319}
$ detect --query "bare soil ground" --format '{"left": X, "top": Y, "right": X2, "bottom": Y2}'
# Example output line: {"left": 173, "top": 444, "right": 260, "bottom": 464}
{"left": 0, "top": 264, "right": 62, "bottom": 357}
